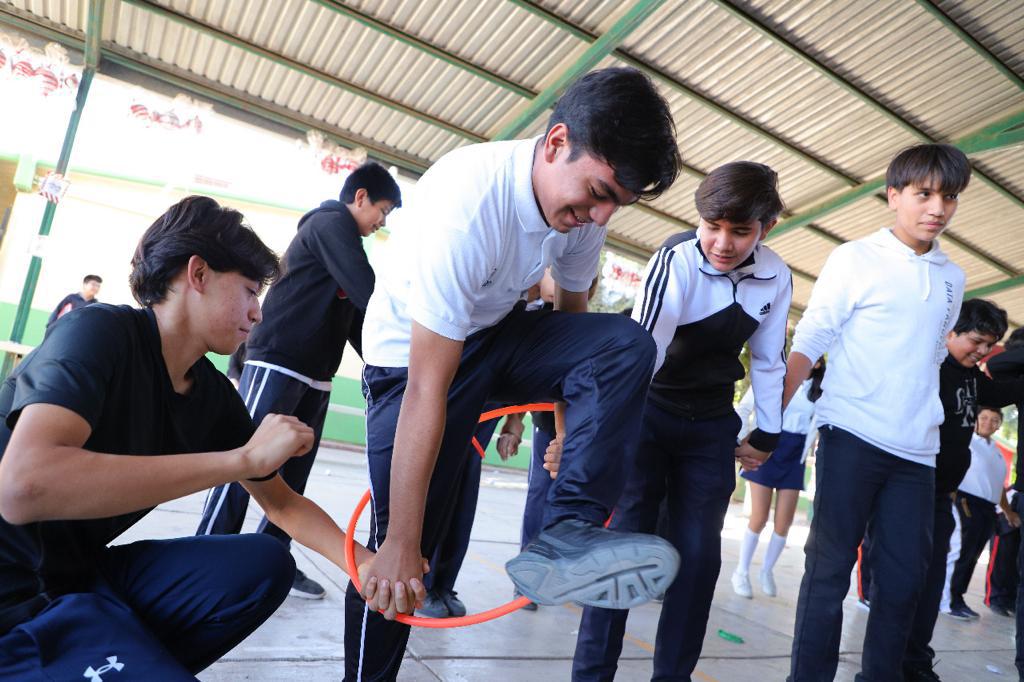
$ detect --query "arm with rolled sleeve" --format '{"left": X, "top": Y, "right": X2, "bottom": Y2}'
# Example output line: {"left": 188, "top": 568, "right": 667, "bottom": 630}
{"left": 745, "top": 271, "right": 792, "bottom": 452}
{"left": 632, "top": 247, "right": 687, "bottom": 375}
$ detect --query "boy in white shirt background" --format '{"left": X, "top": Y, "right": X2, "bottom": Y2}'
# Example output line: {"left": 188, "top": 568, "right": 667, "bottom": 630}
{"left": 948, "top": 407, "right": 1016, "bottom": 620}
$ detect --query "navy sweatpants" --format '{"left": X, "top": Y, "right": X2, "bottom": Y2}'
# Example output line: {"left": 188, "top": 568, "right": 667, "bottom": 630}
{"left": 789, "top": 426, "right": 934, "bottom": 682}
{"left": 949, "top": 490, "right": 997, "bottom": 609}
{"left": 422, "top": 417, "right": 499, "bottom": 595}
{"left": 521, "top": 421, "right": 556, "bottom": 550}
{"left": 903, "top": 492, "right": 956, "bottom": 673}
{"left": 0, "top": 534, "right": 293, "bottom": 680}
{"left": 344, "top": 307, "right": 655, "bottom": 681}
{"left": 573, "top": 403, "right": 740, "bottom": 681}
{"left": 197, "top": 364, "right": 330, "bottom": 545}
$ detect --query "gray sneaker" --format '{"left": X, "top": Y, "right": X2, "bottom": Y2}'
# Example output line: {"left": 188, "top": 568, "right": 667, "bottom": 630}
{"left": 289, "top": 568, "right": 326, "bottom": 600}
{"left": 505, "top": 519, "right": 679, "bottom": 610}
{"left": 416, "top": 591, "right": 449, "bottom": 618}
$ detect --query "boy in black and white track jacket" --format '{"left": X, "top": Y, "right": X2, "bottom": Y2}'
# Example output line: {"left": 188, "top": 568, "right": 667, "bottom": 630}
{"left": 573, "top": 161, "right": 791, "bottom": 681}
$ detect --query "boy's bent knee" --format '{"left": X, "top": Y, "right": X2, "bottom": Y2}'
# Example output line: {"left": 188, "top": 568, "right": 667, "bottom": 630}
{"left": 231, "top": 534, "right": 296, "bottom": 597}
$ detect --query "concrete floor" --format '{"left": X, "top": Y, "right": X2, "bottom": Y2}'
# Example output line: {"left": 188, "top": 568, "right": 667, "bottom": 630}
{"left": 118, "top": 444, "right": 1018, "bottom": 681}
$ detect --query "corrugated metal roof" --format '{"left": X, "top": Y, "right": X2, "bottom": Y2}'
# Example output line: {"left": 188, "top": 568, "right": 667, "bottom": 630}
{"left": 1, "top": 0, "right": 1022, "bottom": 322}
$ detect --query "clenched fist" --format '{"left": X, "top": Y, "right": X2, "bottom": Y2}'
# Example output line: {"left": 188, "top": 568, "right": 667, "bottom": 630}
{"left": 241, "top": 414, "right": 314, "bottom": 479}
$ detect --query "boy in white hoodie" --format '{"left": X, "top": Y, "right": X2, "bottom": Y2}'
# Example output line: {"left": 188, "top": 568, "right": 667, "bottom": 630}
{"left": 785, "top": 144, "right": 970, "bottom": 682}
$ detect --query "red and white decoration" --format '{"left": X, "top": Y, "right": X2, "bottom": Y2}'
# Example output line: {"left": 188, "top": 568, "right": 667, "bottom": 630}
{"left": 600, "top": 252, "right": 645, "bottom": 308}
{"left": 0, "top": 34, "right": 80, "bottom": 98}
{"left": 128, "top": 92, "right": 206, "bottom": 133}
{"left": 301, "top": 130, "right": 367, "bottom": 176}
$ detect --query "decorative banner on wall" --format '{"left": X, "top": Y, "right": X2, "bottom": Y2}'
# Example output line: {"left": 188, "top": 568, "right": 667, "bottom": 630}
{"left": 128, "top": 92, "right": 207, "bottom": 133}
{"left": 301, "top": 130, "right": 367, "bottom": 176}
{"left": 0, "top": 34, "right": 80, "bottom": 99}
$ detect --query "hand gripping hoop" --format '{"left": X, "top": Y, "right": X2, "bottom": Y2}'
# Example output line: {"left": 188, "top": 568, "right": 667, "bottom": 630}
{"left": 344, "top": 402, "right": 555, "bottom": 628}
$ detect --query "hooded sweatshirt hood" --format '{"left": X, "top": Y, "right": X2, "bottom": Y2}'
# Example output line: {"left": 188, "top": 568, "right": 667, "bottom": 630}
{"left": 298, "top": 199, "right": 346, "bottom": 231}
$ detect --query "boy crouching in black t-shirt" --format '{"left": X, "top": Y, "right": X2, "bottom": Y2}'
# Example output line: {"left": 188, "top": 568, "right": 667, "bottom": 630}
{"left": 0, "top": 196, "right": 395, "bottom": 679}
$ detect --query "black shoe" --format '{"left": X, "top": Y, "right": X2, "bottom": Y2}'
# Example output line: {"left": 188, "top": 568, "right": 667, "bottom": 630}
{"left": 989, "top": 602, "right": 1013, "bottom": 618}
{"left": 289, "top": 568, "right": 326, "bottom": 600}
{"left": 946, "top": 604, "right": 978, "bottom": 621}
{"left": 416, "top": 591, "right": 449, "bottom": 618}
{"left": 506, "top": 519, "right": 680, "bottom": 610}
{"left": 441, "top": 590, "right": 467, "bottom": 618}
{"left": 903, "top": 663, "right": 941, "bottom": 681}
{"left": 514, "top": 588, "right": 538, "bottom": 611}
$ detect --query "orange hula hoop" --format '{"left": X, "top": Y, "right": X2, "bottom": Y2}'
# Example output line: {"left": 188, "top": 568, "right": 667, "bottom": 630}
{"left": 343, "top": 402, "right": 554, "bottom": 628}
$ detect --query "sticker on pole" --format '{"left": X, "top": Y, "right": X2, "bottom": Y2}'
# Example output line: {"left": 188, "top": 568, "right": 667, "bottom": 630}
{"left": 38, "top": 172, "right": 69, "bottom": 204}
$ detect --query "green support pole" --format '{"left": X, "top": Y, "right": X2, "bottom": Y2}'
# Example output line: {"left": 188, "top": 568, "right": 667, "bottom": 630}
{"left": 2, "top": 0, "right": 103, "bottom": 378}
{"left": 6, "top": 70, "right": 95, "bottom": 345}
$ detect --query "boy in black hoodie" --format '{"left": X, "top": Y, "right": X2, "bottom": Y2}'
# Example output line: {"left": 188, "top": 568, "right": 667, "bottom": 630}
{"left": 197, "top": 162, "right": 401, "bottom": 598}
{"left": 902, "top": 299, "right": 1024, "bottom": 681}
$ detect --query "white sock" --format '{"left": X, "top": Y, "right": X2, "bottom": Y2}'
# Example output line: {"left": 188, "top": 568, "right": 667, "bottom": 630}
{"left": 737, "top": 528, "right": 760, "bottom": 575}
{"left": 763, "top": 532, "right": 787, "bottom": 573}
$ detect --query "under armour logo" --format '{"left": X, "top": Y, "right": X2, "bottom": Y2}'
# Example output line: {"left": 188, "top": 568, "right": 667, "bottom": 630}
{"left": 759, "top": 302, "right": 771, "bottom": 316}
{"left": 84, "top": 656, "right": 124, "bottom": 681}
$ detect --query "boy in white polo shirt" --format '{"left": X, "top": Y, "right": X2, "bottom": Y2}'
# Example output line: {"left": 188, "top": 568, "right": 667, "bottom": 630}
{"left": 784, "top": 144, "right": 970, "bottom": 681}
{"left": 343, "top": 67, "right": 683, "bottom": 681}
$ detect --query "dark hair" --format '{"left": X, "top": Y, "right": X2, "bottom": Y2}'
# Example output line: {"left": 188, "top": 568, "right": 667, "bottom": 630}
{"left": 1005, "top": 327, "right": 1024, "bottom": 349}
{"left": 886, "top": 144, "right": 971, "bottom": 195}
{"left": 547, "top": 67, "right": 681, "bottom": 200}
{"left": 695, "top": 161, "right": 785, "bottom": 225}
{"left": 129, "top": 196, "right": 280, "bottom": 306}
{"left": 952, "top": 298, "right": 1008, "bottom": 341}
{"left": 340, "top": 161, "right": 402, "bottom": 208}
{"left": 83, "top": 274, "right": 102, "bottom": 284}
{"left": 978, "top": 406, "right": 1003, "bottom": 420}
{"left": 808, "top": 358, "right": 827, "bottom": 403}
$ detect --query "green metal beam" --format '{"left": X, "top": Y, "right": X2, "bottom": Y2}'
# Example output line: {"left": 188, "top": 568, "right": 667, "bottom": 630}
{"left": 84, "top": 0, "right": 103, "bottom": 68}
{"left": 493, "top": 0, "right": 665, "bottom": 140}
{"left": 965, "top": 275, "right": 1024, "bottom": 300}
{"left": 0, "top": 5, "right": 432, "bottom": 176}
{"left": 123, "top": 0, "right": 485, "bottom": 143}
{"left": 955, "top": 109, "right": 1024, "bottom": 155}
{"left": 710, "top": 0, "right": 1024, "bottom": 215}
{"left": 310, "top": 1, "right": 535, "bottom": 99}
{"left": 913, "top": 0, "right": 1024, "bottom": 92}
{"left": 771, "top": 108, "right": 1024, "bottom": 240}
{"left": 506, "top": 0, "right": 860, "bottom": 185}
{"left": 5, "top": 0, "right": 104, "bottom": 373}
